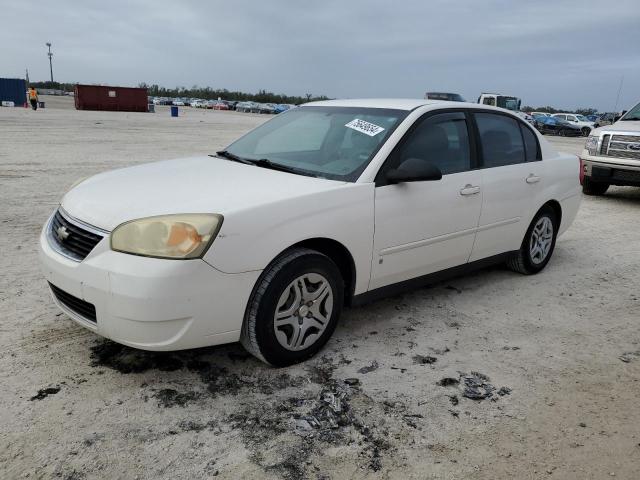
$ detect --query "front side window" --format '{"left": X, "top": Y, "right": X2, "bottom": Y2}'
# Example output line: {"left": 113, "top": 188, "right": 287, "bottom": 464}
{"left": 475, "top": 113, "right": 525, "bottom": 168}
{"left": 385, "top": 112, "right": 472, "bottom": 176}
{"left": 224, "top": 106, "right": 407, "bottom": 181}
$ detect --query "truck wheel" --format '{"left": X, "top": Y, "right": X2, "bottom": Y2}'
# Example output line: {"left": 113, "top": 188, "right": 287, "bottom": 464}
{"left": 582, "top": 177, "right": 609, "bottom": 196}
{"left": 240, "top": 248, "right": 344, "bottom": 367}
{"left": 507, "top": 205, "right": 558, "bottom": 275}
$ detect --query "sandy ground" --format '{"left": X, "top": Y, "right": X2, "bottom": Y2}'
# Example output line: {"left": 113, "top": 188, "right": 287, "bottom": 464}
{"left": 1, "top": 96, "right": 639, "bottom": 480}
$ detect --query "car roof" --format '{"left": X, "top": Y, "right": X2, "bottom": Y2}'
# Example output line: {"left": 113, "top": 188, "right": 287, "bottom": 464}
{"left": 302, "top": 98, "right": 490, "bottom": 111}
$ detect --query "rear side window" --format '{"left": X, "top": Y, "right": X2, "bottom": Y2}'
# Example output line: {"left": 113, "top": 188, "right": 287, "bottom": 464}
{"left": 520, "top": 124, "right": 541, "bottom": 162}
{"left": 475, "top": 113, "right": 525, "bottom": 168}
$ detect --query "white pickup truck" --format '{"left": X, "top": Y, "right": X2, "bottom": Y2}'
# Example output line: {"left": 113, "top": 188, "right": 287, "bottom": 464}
{"left": 580, "top": 100, "right": 640, "bottom": 195}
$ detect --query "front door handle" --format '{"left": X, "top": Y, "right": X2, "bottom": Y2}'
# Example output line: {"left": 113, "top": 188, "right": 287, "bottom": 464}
{"left": 460, "top": 184, "right": 480, "bottom": 196}
{"left": 526, "top": 174, "right": 541, "bottom": 184}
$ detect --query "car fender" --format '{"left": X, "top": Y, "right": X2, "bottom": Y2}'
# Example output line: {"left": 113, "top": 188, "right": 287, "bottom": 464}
{"left": 203, "top": 183, "right": 375, "bottom": 295}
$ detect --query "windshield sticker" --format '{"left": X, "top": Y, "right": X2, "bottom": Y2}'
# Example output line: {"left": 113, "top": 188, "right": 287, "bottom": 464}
{"left": 345, "top": 118, "right": 385, "bottom": 137}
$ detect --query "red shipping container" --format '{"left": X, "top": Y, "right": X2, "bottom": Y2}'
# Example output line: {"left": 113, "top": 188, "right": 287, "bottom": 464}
{"left": 74, "top": 84, "right": 148, "bottom": 112}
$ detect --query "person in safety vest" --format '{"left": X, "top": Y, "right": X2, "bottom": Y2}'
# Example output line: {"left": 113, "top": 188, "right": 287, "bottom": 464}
{"left": 28, "top": 87, "right": 39, "bottom": 110}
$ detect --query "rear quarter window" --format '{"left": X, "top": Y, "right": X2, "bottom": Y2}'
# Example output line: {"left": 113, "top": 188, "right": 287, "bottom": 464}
{"left": 520, "top": 124, "right": 541, "bottom": 162}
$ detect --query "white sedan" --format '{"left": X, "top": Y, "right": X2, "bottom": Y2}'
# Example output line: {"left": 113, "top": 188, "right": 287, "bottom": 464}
{"left": 40, "top": 99, "right": 581, "bottom": 366}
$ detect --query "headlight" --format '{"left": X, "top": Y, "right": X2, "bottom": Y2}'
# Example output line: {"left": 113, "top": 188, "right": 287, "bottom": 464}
{"left": 111, "top": 214, "right": 223, "bottom": 259}
{"left": 585, "top": 135, "right": 599, "bottom": 155}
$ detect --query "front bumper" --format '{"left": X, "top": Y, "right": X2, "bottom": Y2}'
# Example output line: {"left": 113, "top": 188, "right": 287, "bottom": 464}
{"left": 580, "top": 155, "right": 640, "bottom": 187}
{"left": 39, "top": 215, "right": 261, "bottom": 351}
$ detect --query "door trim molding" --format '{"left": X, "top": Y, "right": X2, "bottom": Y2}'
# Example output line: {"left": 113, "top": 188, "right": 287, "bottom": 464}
{"left": 379, "top": 217, "right": 520, "bottom": 257}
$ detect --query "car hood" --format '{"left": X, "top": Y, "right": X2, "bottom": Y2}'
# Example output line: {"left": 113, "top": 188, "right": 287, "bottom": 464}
{"left": 593, "top": 120, "right": 640, "bottom": 135}
{"left": 61, "top": 156, "right": 346, "bottom": 231}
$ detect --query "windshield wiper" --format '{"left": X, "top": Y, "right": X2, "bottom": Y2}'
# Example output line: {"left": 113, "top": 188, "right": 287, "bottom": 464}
{"left": 250, "top": 158, "right": 315, "bottom": 176}
{"left": 212, "top": 150, "right": 253, "bottom": 165}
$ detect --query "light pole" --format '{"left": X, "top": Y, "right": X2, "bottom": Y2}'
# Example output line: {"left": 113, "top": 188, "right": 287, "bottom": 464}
{"left": 46, "top": 42, "right": 53, "bottom": 84}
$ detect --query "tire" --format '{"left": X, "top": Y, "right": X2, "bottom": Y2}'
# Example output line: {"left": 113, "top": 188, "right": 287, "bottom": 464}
{"left": 581, "top": 127, "right": 591, "bottom": 137}
{"left": 558, "top": 129, "right": 565, "bottom": 137}
{"left": 240, "top": 248, "right": 344, "bottom": 366}
{"left": 507, "top": 205, "right": 558, "bottom": 275}
{"left": 582, "top": 177, "right": 609, "bottom": 196}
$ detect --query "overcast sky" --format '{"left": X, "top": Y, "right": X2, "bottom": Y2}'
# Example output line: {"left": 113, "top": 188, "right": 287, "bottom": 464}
{"left": 4, "top": 0, "right": 639, "bottom": 111}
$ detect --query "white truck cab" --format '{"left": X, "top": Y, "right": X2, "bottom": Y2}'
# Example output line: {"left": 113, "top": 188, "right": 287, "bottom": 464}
{"left": 478, "top": 93, "right": 521, "bottom": 112}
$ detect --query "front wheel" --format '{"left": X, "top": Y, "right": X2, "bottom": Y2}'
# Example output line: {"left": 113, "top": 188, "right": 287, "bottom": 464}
{"left": 240, "top": 248, "right": 344, "bottom": 366}
{"left": 507, "top": 205, "right": 558, "bottom": 275}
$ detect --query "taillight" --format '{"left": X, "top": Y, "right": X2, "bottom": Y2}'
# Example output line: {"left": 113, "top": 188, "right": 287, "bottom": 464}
{"left": 579, "top": 157, "right": 585, "bottom": 184}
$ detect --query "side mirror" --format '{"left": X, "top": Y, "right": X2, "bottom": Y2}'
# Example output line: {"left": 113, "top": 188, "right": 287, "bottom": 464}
{"left": 386, "top": 158, "right": 443, "bottom": 184}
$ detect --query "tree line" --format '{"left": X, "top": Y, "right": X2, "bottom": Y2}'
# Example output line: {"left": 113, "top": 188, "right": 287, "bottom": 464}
{"left": 28, "top": 81, "right": 330, "bottom": 105}
{"left": 521, "top": 105, "right": 601, "bottom": 116}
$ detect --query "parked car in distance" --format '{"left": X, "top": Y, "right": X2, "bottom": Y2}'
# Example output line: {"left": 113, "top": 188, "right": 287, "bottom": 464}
{"left": 534, "top": 116, "right": 583, "bottom": 137}
{"left": 212, "top": 101, "right": 230, "bottom": 111}
{"left": 593, "top": 112, "right": 617, "bottom": 128}
{"left": 516, "top": 111, "right": 535, "bottom": 124}
{"left": 425, "top": 92, "right": 466, "bottom": 102}
{"left": 551, "top": 113, "right": 594, "bottom": 136}
{"left": 580, "top": 100, "right": 640, "bottom": 195}
{"left": 40, "top": 99, "right": 581, "bottom": 366}
{"left": 236, "top": 101, "right": 260, "bottom": 113}
{"left": 531, "top": 112, "right": 551, "bottom": 118}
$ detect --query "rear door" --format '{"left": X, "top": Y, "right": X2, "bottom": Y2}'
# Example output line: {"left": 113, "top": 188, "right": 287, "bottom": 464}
{"left": 370, "top": 111, "right": 482, "bottom": 290}
{"left": 469, "top": 111, "right": 543, "bottom": 261}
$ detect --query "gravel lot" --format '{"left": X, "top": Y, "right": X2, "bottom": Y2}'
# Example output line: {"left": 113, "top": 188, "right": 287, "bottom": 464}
{"left": 1, "top": 96, "right": 639, "bottom": 480}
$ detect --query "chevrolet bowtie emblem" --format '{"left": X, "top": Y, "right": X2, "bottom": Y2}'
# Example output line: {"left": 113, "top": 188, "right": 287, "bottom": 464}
{"left": 56, "top": 225, "right": 70, "bottom": 241}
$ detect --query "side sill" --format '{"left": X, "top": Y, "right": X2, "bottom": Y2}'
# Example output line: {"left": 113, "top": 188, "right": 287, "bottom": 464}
{"left": 350, "top": 251, "right": 517, "bottom": 307}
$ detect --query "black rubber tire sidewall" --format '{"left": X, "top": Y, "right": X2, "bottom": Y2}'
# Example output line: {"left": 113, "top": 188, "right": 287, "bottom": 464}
{"left": 520, "top": 206, "right": 558, "bottom": 274}
{"left": 253, "top": 253, "right": 343, "bottom": 367}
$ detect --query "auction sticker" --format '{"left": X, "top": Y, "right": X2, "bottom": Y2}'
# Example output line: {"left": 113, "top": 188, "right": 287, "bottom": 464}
{"left": 345, "top": 118, "right": 385, "bottom": 137}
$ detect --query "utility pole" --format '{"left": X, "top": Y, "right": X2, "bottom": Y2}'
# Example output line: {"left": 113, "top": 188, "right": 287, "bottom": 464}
{"left": 46, "top": 42, "right": 54, "bottom": 84}
{"left": 25, "top": 68, "right": 30, "bottom": 86}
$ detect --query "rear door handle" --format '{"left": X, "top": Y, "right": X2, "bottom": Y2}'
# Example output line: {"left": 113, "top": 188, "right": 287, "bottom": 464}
{"left": 460, "top": 185, "right": 480, "bottom": 196}
{"left": 526, "top": 174, "right": 541, "bottom": 184}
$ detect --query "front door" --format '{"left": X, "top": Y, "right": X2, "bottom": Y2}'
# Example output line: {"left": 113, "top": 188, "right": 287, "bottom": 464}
{"left": 370, "top": 111, "right": 483, "bottom": 290}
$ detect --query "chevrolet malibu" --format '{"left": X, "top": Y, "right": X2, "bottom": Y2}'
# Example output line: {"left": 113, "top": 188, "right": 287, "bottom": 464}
{"left": 40, "top": 99, "right": 581, "bottom": 366}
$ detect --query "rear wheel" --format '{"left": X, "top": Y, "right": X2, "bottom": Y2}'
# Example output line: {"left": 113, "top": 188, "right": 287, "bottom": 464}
{"left": 581, "top": 127, "right": 591, "bottom": 136}
{"left": 240, "top": 248, "right": 343, "bottom": 366}
{"left": 582, "top": 177, "right": 609, "bottom": 196}
{"left": 507, "top": 205, "right": 558, "bottom": 275}
{"left": 558, "top": 129, "right": 565, "bottom": 137}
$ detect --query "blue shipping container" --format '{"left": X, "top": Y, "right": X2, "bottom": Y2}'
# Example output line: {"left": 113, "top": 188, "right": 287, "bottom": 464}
{"left": 0, "top": 78, "right": 27, "bottom": 106}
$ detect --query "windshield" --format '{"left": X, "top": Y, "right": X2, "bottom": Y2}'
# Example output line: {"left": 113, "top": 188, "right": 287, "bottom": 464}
{"left": 620, "top": 102, "right": 640, "bottom": 121}
{"left": 496, "top": 96, "right": 521, "bottom": 111}
{"left": 223, "top": 106, "right": 408, "bottom": 181}
{"left": 576, "top": 115, "right": 590, "bottom": 121}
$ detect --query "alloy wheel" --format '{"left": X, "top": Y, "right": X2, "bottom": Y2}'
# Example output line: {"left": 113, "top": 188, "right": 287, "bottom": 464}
{"left": 529, "top": 216, "right": 554, "bottom": 265}
{"left": 273, "top": 273, "right": 333, "bottom": 351}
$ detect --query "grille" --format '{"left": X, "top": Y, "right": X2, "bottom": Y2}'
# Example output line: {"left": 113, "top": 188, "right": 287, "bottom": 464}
{"left": 611, "top": 134, "right": 640, "bottom": 143}
{"left": 602, "top": 134, "right": 640, "bottom": 160}
{"left": 49, "top": 283, "right": 97, "bottom": 323}
{"left": 599, "top": 135, "right": 610, "bottom": 155}
{"left": 50, "top": 210, "right": 104, "bottom": 261}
